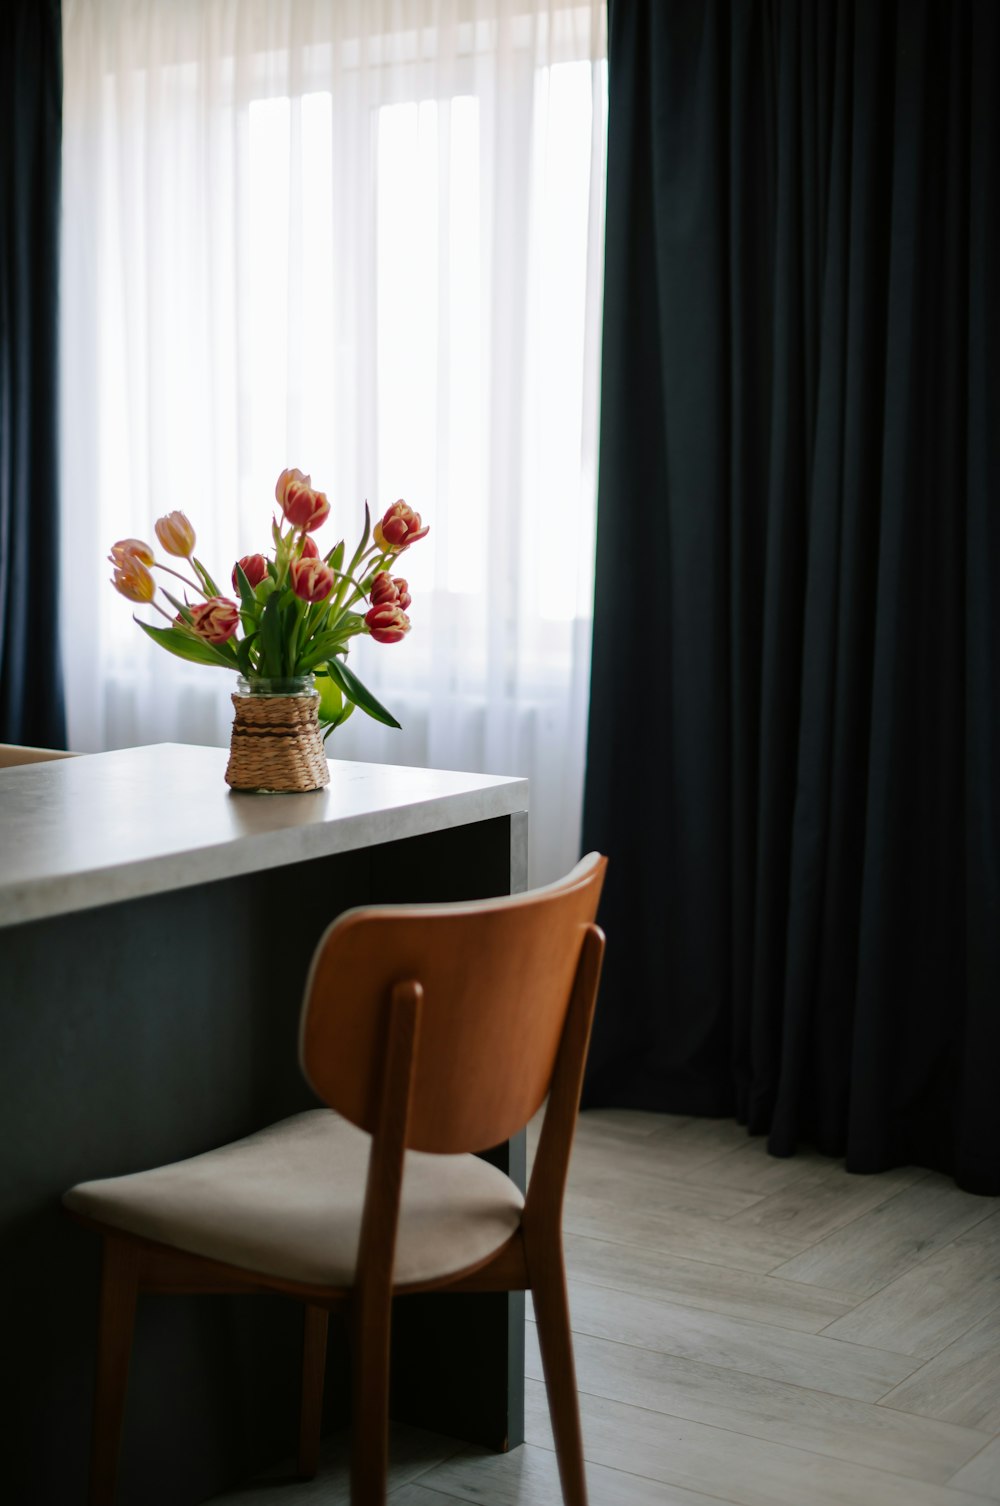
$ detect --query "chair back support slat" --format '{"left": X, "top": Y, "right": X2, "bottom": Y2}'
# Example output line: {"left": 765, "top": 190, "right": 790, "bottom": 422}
{"left": 299, "top": 853, "right": 607, "bottom": 1154}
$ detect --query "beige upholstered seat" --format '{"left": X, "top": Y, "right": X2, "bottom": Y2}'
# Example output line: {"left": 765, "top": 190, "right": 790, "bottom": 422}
{"left": 65, "top": 1108, "right": 524, "bottom": 1288}
{"left": 66, "top": 852, "right": 607, "bottom": 1506}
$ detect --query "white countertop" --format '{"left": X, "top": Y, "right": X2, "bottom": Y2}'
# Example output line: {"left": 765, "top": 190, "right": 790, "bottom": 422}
{"left": 0, "top": 744, "right": 528, "bottom": 928}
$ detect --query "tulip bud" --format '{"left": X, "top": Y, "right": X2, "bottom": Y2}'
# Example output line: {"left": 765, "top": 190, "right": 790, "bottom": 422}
{"left": 275, "top": 467, "right": 311, "bottom": 508}
{"left": 190, "top": 597, "right": 240, "bottom": 643}
{"left": 109, "top": 537, "right": 155, "bottom": 567}
{"left": 110, "top": 555, "right": 155, "bottom": 603}
{"left": 364, "top": 603, "right": 411, "bottom": 644}
{"left": 283, "top": 481, "right": 331, "bottom": 534}
{"left": 154, "top": 510, "right": 197, "bottom": 558}
{"left": 300, "top": 535, "right": 320, "bottom": 560}
{"left": 369, "top": 571, "right": 411, "bottom": 611}
{"left": 290, "top": 556, "right": 335, "bottom": 604}
{"left": 373, "top": 500, "right": 429, "bottom": 553}
{"left": 232, "top": 553, "right": 268, "bottom": 591}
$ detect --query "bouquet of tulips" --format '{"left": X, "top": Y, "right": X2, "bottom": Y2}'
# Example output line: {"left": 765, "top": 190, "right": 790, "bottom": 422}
{"left": 108, "top": 468, "right": 429, "bottom": 735}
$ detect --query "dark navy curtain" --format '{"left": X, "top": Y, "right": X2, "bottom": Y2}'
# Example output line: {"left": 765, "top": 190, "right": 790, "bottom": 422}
{"left": 0, "top": 0, "right": 66, "bottom": 747}
{"left": 583, "top": 0, "right": 1000, "bottom": 1195}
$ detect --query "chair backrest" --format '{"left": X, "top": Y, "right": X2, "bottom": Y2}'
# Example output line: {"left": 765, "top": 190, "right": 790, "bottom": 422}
{"left": 299, "top": 853, "right": 607, "bottom": 1154}
{"left": 0, "top": 744, "right": 76, "bottom": 768}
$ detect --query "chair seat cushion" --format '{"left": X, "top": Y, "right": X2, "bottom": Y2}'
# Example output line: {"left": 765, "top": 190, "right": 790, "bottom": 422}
{"left": 63, "top": 1110, "right": 524, "bottom": 1288}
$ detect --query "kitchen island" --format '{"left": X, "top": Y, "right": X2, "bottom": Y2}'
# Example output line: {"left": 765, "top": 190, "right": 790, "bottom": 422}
{"left": 0, "top": 744, "right": 528, "bottom": 1505}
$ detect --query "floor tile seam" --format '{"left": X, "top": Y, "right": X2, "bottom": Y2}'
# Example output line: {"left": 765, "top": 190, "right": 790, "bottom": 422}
{"left": 527, "top": 1378, "right": 995, "bottom": 1493}
{"left": 873, "top": 1390, "right": 1000, "bottom": 1433}
{"left": 562, "top": 1226, "right": 812, "bottom": 1282}
{"left": 568, "top": 1163, "right": 771, "bottom": 1217}
{"left": 764, "top": 1185, "right": 1000, "bottom": 1274}
{"left": 563, "top": 1215, "right": 800, "bottom": 1272}
{"left": 944, "top": 1432, "right": 1000, "bottom": 1481}
{"left": 502, "top": 1432, "right": 746, "bottom": 1506}
{"left": 560, "top": 1270, "right": 921, "bottom": 1358}
{"left": 525, "top": 1310, "right": 929, "bottom": 1403}
{"left": 810, "top": 1249, "right": 1000, "bottom": 1339}
{"left": 392, "top": 1439, "right": 475, "bottom": 1495}
{"left": 721, "top": 1172, "right": 930, "bottom": 1255}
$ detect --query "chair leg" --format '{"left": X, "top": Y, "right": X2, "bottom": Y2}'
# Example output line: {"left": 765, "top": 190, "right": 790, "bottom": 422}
{"left": 89, "top": 1236, "right": 140, "bottom": 1506}
{"left": 530, "top": 1240, "right": 588, "bottom": 1506}
{"left": 349, "top": 1294, "right": 391, "bottom": 1506}
{"left": 298, "top": 1304, "right": 329, "bottom": 1479}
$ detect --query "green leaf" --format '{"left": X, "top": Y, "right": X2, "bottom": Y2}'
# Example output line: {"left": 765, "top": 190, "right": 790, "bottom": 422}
{"left": 161, "top": 588, "right": 194, "bottom": 625}
{"left": 346, "top": 501, "right": 371, "bottom": 580}
{"left": 235, "top": 631, "right": 258, "bottom": 678}
{"left": 192, "top": 556, "right": 222, "bottom": 597}
{"left": 324, "top": 655, "right": 401, "bottom": 729}
{"left": 259, "top": 592, "right": 285, "bottom": 676}
{"left": 135, "top": 618, "right": 236, "bottom": 670}
{"left": 234, "top": 561, "right": 259, "bottom": 615}
{"left": 327, "top": 539, "right": 345, "bottom": 572}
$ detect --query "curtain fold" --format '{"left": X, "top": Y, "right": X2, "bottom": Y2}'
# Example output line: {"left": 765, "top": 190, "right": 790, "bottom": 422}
{"left": 60, "top": 0, "right": 607, "bottom": 884}
{"left": 583, "top": 0, "right": 999, "bottom": 1194}
{"left": 0, "top": 0, "right": 66, "bottom": 747}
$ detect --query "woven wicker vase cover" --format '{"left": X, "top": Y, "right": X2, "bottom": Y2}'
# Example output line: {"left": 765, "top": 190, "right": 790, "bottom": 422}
{"left": 225, "top": 690, "right": 330, "bottom": 793}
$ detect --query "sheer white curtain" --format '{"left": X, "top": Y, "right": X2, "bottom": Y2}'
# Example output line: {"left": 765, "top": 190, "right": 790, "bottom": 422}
{"left": 60, "top": 0, "right": 607, "bottom": 882}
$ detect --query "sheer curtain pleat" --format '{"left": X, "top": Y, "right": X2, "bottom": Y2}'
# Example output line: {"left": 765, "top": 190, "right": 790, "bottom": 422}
{"left": 60, "top": 0, "right": 607, "bottom": 882}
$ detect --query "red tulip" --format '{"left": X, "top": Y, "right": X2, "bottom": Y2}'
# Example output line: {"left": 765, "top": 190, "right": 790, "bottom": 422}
{"left": 190, "top": 597, "right": 240, "bottom": 643}
{"left": 154, "top": 510, "right": 196, "bottom": 558}
{"left": 232, "top": 553, "right": 268, "bottom": 591}
{"left": 373, "top": 500, "right": 429, "bottom": 553}
{"left": 300, "top": 535, "right": 320, "bottom": 559}
{"left": 369, "top": 571, "right": 411, "bottom": 611}
{"left": 109, "top": 537, "right": 154, "bottom": 567}
{"left": 365, "top": 603, "right": 410, "bottom": 644}
{"left": 110, "top": 555, "right": 155, "bottom": 603}
{"left": 283, "top": 481, "right": 330, "bottom": 533}
{"left": 290, "top": 556, "right": 335, "bottom": 604}
{"left": 275, "top": 467, "right": 311, "bottom": 508}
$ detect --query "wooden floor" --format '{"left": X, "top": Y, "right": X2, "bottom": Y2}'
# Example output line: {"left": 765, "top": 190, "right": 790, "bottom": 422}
{"left": 206, "top": 1110, "right": 1000, "bottom": 1505}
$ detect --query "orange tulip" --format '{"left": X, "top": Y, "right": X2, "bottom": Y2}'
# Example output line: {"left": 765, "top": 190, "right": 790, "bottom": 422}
{"left": 110, "top": 555, "right": 155, "bottom": 603}
{"left": 154, "top": 511, "right": 196, "bottom": 558}
{"left": 109, "top": 537, "right": 154, "bottom": 567}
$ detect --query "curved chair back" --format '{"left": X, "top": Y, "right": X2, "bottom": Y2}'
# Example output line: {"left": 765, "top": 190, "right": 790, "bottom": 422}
{"left": 299, "top": 853, "right": 606, "bottom": 1154}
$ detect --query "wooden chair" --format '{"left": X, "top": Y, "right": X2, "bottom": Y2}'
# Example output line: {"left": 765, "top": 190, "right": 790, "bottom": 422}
{"left": 64, "top": 852, "right": 608, "bottom": 1506}
{"left": 0, "top": 743, "right": 76, "bottom": 768}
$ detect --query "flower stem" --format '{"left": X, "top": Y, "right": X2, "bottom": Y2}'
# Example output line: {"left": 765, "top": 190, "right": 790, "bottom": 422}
{"left": 154, "top": 562, "right": 207, "bottom": 597}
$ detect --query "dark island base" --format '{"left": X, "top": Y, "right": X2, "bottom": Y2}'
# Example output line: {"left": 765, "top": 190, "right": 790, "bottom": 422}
{"left": 0, "top": 815, "right": 524, "bottom": 1505}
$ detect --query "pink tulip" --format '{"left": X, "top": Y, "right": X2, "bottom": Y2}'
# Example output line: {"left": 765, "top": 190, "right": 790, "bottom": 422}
{"left": 154, "top": 511, "right": 197, "bottom": 558}
{"left": 232, "top": 553, "right": 268, "bottom": 591}
{"left": 110, "top": 555, "right": 155, "bottom": 603}
{"left": 274, "top": 467, "right": 311, "bottom": 508}
{"left": 369, "top": 571, "right": 411, "bottom": 611}
{"left": 109, "top": 537, "right": 154, "bottom": 567}
{"left": 190, "top": 597, "right": 240, "bottom": 643}
{"left": 373, "top": 500, "right": 429, "bottom": 553}
{"left": 283, "top": 481, "right": 331, "bottom": 533}
{"left": 290, "top": 556, "right": 335, "bottom": 604}
{"left": 364, "top": 603, "right": 410, "bottom": 644}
